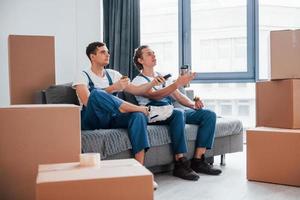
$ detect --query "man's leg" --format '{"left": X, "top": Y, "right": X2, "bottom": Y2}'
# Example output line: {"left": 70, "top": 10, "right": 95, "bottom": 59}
{"left": 90, "top": 89, "right": 148, "bottom": 114}
{"left": 82, "top": 89, "right": 123, "bottom": 130}
{"left": 110, "top": 112, "right": 150, "bottom": 164}
{"left": 82, "top": 89, "right": 148, "bottom": 130}
{"left": 162, "top": 108, "right": 188, "bottom": 156}
{"left": 185, "top": 108, "right": 222, "bottom": 175}
{"left": 82, "top": 89, "right": 149, "bottom": 130}
{"left": 119, "top": 101, "right": 148, "bottom": 114}
{"left": 152, "top": 108, "right": 199, "bottom": 181}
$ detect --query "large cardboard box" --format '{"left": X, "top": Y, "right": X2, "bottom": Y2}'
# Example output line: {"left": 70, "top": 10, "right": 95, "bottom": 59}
{"left": 0, "top": 105, "right": 81, "bottom": 200}
{"left": 270, "top": 29, "right": 300, "bottom": 80}
{"left": 256, "top": 79, "right": 300, "bottom": 128}
{"left": 247, "top": 127, "right": 300, "bottom": 187}
{"left": 8, "top": 35, "right": 55, "bottom": 104}
{"left": 36, "top": 159, "right": 153, "bottom": 200}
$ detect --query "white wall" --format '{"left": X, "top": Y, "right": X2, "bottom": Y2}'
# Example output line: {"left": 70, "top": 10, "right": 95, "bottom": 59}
{"left": 0, "top": 0, "right": 102, "bottom": 106}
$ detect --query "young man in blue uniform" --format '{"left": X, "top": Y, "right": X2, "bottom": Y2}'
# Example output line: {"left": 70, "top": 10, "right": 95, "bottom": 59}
{"left": 132, "top": 45, "right": 222, "bottom": 179}
{"left": 73, "top": 42, "right": 165, "bottom": 165}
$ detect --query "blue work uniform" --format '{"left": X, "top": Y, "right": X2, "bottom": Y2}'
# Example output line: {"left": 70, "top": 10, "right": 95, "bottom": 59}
{"left": 81, "top": 70, "right": 150, "bottom": 155}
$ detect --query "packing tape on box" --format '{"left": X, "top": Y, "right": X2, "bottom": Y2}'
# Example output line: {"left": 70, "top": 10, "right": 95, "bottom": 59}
{"left": 80, "top": 153, "right": 101, "bottom": 167}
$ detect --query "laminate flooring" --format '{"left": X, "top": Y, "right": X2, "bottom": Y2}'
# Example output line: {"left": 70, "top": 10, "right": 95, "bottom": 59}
{"left": 154, "top": 146, "right": 300, "bottom": 200}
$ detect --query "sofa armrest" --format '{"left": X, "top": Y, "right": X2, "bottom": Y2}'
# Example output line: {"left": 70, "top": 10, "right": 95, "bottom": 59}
{"left": 34, "top": 90, "right": 46, "bottom": 104}
{"left": 35, "top": 83, "right": 80, "bottom": 105}
{"left": 45, "top": 83, "right": 80, "bottom": 105}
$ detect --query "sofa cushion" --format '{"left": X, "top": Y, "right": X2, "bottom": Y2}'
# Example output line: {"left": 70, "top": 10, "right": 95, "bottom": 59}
{"left": 81, "top": 117, "right": 243, "bottom": 159}
{"left": 45, "top": 83, "right": 80, "bottom": 105}
{"left": 44, "top": 84, "right": 138, "bottom": 105}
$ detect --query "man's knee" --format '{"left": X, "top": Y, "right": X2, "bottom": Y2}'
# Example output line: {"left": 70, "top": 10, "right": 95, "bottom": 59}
{"left": 130, "top": 112, "right": 148, "bottom": 123}
{"left": 89, "top": 89, "right": 107, "bottom": 99}
{"left": 206, "top": 110, "right": 217, "bottom": 121}
{"left": 89, "top": 89, "right": 122, "bottom": 106}
{"left": 192, "top": 109, "right": 216, "bottom": 126}
{"left": 172, "top": 109, "right": 185, "bottom": 119}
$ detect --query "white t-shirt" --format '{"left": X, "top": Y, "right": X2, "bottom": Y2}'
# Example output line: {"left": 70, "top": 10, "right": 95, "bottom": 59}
{"left": 72, "top": 68, "right": 122, "bottom": 89}
{"left": 132, "top": 72, "right": 173, "bottom": 105}
{"left": 72, "top": 68, "right": 122, "bottom": 107}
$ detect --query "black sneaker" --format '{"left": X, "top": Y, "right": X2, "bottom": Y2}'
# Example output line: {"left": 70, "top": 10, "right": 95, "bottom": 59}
{"left": 191, "top": 155, "right": 222, "bottom": 175}
{"left": 173, "top": 157, "right": 199, "bottom": 181}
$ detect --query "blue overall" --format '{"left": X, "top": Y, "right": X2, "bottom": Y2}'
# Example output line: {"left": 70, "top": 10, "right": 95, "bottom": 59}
{"left": 139, "top": 74, "right": 188, "bottom": 154}
{"left": 140, "top": 73, "right": 216, "bottom": 150}
{"left": 81, "top": 70, "right": 150, "bottom": 155}
{"left": 185, "top": 109, "right": 216, "bottom": 149}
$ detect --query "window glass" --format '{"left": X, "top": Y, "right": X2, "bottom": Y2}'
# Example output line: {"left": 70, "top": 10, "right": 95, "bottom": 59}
{"left": 140, "top": 0, "right": 179, "bottom": 76}
{"left": 190, "top": 83, "right": 255, "bottom": 128}
{"left": 259, "top": 0, "right": 300, "bottom": 79}
{"left": 191, "top": 0, "right": 247, "bottom": 73}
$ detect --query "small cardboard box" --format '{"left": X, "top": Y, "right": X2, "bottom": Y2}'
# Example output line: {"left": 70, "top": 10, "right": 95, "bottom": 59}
{"left": 247, "top": 127, "right": 300, "bottom": 187}
{"left": 36, "top": 159, "right": 153, "bottom": 200}
{"left": 256, "top": 79, "right": 300, "bottom": 128}
{"left": 270, "top": 29, "right": 300, "bottom": 80}
{"left": 0, "top": 105, "right": 81, "bottom": 200}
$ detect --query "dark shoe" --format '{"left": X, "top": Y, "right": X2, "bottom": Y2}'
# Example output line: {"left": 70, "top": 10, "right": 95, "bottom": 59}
{"left": 153, "top": 180, "right": 158, "bottom": 190}
{"left": 191, "top": 155, "right": 222, "bottom": 175}
{"left": 173, "top": 157, "right": 199, "bottom": 181}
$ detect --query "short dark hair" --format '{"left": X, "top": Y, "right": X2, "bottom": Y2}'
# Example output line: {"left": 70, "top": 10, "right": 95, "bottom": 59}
{"left": 86, "top": 42, "right": 106, "bottom": 61}
{"left": 133, "top": 45, "right": 149, "bottom": 70}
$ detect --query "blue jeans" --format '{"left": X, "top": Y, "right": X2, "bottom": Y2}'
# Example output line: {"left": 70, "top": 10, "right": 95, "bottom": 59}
{"left": 81, "top": 89, "right": 150, "bottom": 155}
{"left": 150, "top": 108, "right": 188, "bottom": 154}
{"left": 185, "top": 108, "right": 217, "bottom": 149}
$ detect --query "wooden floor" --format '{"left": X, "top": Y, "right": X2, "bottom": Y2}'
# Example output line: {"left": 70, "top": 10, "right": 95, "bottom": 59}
{"left": 154, "top": 146, "right": 300, "bottom": 200}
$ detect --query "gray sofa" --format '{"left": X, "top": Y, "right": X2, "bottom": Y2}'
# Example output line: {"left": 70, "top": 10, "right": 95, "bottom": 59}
{"left": 35, "top": 83, "right": 243, "bottom": 172}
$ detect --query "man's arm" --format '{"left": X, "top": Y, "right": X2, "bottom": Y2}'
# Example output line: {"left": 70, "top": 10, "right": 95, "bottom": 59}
{"left": 104, "top": 82, "right": 122, "bottom": 94}
{"left": 143, "top": 83, "right": 179, "bottom": 100}
{"left": 103, "top": 77, "right": 131, "bottom": 94}
{"left": 171, "top": 90, "right": 194, "bottom": 108}
{"left": 171, "top": 90, "right": 204, "bottom": 110}
{"left": 124, "top": 76, "right": 164, "bottom": 96}
{"left": 103, "top": 76, "right": 162, "bottom": 95}
{"left": 141, "top": 73, "right": 196, "bottom": 100}
{"left": 75, "top": 84, "right": 90, "bottom": 106}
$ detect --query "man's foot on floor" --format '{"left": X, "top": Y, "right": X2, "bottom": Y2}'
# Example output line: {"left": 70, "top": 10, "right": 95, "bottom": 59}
{"left": 153, "top": 180, "right": 158, "bottom": 190}
{"left": 173, "top": 157, "right": 199, "bottom": 181}
{"left": 191, "top": 155, "right": 222, "bottom": 175}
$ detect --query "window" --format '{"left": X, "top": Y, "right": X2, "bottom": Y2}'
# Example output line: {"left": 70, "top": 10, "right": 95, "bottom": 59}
{"left": 220, "top": 103, "right": 233, "bottom": 116}
{"left": 140, "top": 0, "right": 179, "bottom": 76}
{"left": 259, "top": 0, "right": 300, "bottom": 80}
{"left": 141, "top": 0, "right": 256, "bottom": 81}
{"left": 203, "top": 100, "right": 216, "bottom": 112}
{"left": 188, "top": 0, "right": 254, "bottom": 82}
{"left": 140, "top": 0, "right": 257, "bottom": 128}
{"left": 190, "top": 82, "right": 255, "bottom": 128}
{"left": 238, "top": 104, "right": 250, "bottom": 116}
{"left": 191, "top": 0, "right": 247, "bottom": 73}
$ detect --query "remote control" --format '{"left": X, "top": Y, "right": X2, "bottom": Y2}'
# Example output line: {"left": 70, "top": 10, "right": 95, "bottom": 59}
{"left": 163, "top": 74, "right": 172, "bottom": 80}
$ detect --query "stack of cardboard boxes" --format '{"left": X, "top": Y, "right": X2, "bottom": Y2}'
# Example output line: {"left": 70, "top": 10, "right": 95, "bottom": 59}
{"left": 1, "top": 35, "right": 154, "bottom": 200}
{"left": 247, "top": 29, "right": 300, "bottom": 187}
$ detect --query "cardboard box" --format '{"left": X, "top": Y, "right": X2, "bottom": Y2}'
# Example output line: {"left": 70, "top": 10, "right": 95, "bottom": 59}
{"left": 256, "top": 79, "right": 300, "bottom": 128}
{"left": 36, "top": 159, "right": 153, "bottom": 200}
{"left": 0, "top": 105, "right": 81, "bottom": 200}
{"left": 247, "top": 127, "right": 300, "bottom": 187}
{"left": 8, "top": 35, "right": 55, "bottom": 104}
{"left": 270, "top": 29, "right": 300, "bottom": 80}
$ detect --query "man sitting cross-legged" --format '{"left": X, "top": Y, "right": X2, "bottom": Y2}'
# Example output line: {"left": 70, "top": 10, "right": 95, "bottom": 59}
{"left": 73, "top": 42, "right": 167, "bottom": 167}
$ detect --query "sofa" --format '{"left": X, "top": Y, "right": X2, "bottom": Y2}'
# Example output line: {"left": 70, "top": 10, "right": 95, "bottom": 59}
{"left": 35, "top": 83, "right": 243, "bottom": 172}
